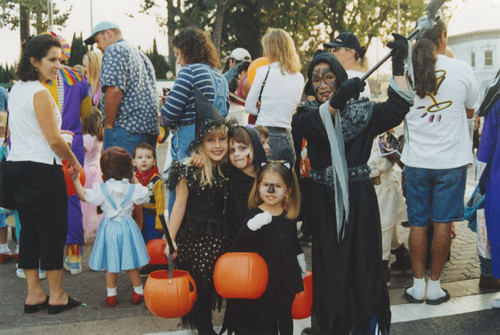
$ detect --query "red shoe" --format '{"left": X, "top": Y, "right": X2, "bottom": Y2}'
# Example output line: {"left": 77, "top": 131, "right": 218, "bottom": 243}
{"left": 131, "top": 291, "right": 143, "bottom": 304}
{"left": 106, "top": 295, "right": 117, "bottom": 307}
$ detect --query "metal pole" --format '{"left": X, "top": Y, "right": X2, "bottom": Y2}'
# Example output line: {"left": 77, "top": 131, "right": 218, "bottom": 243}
{"left": 47, "top": 0, "right": 53, "bottom": 31}
{"left": 397, "top": 0, "right": 401, "bottom": 34}
{"left": 90, "top": 0, "right": 94, "bottom": 31}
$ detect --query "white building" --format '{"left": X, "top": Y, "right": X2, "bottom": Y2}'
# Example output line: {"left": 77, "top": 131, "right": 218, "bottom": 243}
{"left": 448, "top": 29, "right": 500, "bottom": 97}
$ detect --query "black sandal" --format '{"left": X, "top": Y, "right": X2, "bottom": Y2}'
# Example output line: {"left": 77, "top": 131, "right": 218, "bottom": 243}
{"left": 404, "top": 287, "right": 424, "bottom": 304}
{"left": 48, "top": 296, "right": 81, "bottom": 315}
{"left": 426, "top": 289, "right": 450, "bottom": 305}
{"left": 24, "top": 295, "right": 50, "bottom": 314}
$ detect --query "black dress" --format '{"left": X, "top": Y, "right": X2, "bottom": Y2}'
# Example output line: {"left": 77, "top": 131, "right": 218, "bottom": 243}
{"left": 166, "top": 163, "right": 231, "bottom": 334}
{"left": 297, "top": 88, "right": 412, "bottom": 334}
{"left": 225, "top": 208, "right": 303, "bottom": 335}
{"left": 224, "top": 166, "right": 256, "bottom": 240}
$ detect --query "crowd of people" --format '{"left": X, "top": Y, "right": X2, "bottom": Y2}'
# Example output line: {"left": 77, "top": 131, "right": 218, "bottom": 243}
{"left": 0, "top": 16, "right": 498, "bottom": 335}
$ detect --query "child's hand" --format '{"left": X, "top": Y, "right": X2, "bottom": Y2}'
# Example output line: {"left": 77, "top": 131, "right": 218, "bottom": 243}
{"left": 247, "top": 211, "right": 272, "bottom": 231}
{"left": 68, "top": 165, "right": 80, "bottom": 181}
{"left": 190, "top": 153, "right": 204, "bottom": 168}
{"left": 164, "top": 240, "right": 178, "bottom": 260}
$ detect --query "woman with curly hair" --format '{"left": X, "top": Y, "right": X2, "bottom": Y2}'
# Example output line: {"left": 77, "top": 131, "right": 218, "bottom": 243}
{"left": 245, "top": 28, "right": 304, "bottom": 165}
{"left": 161, "top": 27, "right": 229, "bottom": 213}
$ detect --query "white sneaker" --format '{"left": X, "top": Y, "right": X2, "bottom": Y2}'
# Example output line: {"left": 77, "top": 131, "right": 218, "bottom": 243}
{"left": 16, "top": 268, "right": 47, "bottom": 280}
{"left": 492, "top": 298, "right": 500, "bottom": 309}
{"left": 64, "top": 257, "right": 82, "bottom": 275}
{"left": 16, "top": 268, "right": 25, "bottom": 279}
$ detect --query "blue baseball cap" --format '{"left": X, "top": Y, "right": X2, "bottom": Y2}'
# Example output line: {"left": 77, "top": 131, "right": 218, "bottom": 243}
{"left": 84, "top": 21, "right": 120, "bottom": 45}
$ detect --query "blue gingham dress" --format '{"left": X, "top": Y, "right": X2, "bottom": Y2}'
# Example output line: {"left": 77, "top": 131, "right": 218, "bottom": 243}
{"left": 87, "top": 179, "right": 150, "bottom": 273}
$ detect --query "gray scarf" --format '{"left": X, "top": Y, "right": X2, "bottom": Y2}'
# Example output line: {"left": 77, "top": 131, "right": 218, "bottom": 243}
{"left": 319, "top": 102, "right": 349, "bottom": 242}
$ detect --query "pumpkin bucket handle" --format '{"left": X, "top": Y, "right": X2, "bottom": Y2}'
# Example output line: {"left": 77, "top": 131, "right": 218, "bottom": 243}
{"left": 159, "top": 213, "right": 176, "bottom": 279}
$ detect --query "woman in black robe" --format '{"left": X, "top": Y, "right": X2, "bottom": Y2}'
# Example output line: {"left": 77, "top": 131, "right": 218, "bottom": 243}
{"left": 296, "top": 34, "right": 414, "bottom": 334}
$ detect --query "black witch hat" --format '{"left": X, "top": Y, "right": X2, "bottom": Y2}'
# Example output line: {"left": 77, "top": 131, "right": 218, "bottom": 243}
{"left": 243, "top": 126, "right": 267, "bottom": 170}
{"left": 187, "top": 86, "right": 229, "bottom": 154}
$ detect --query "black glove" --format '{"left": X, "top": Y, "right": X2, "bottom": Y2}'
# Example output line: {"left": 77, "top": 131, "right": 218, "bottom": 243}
{"left": 329, "top": 77, "right": 366, "bottom": 110}
{"left": 387, "top": 33, "right": 408, "bottom": 76}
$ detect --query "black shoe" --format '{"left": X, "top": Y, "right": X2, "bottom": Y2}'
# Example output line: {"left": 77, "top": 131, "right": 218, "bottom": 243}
{"left": 426, "top": 289, "right": 450, "bottom": 305}
{"left": 391, "top": 244, "right": 412, "bottom": 274}
{"left": 24, "top": 295, "right": 49, "bottom": 314}
{"left": 479, "top": 275, "right": 500, "bottom": 290}
{"left": 404, "top": 288, "right": 424, "bottom": 304}
{"left": 139, "top": 263, "right": 168, "bottom": 277}
{"left": 301, "top": 327, "right": 311, "bottom": 335}
{"left": 48, "top": 296, "right": 81, "bottom": 315}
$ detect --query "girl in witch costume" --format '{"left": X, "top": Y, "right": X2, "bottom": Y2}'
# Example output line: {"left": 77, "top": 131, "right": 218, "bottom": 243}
{"left": 296, "top": 34, "right": 413, "bottom": 334}
{"left": 164, "top": 88, "right": 232, "bottom": 335}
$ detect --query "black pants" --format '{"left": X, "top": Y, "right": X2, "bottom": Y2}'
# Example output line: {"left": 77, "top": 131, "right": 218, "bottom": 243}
{"left": 7, "top": 161, "right": 68, "bottom": 270}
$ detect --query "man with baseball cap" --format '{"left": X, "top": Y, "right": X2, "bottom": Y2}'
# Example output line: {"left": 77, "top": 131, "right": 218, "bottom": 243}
{"left": 84, "top": 21, "right": 159, "bottom": 156}
{"left": 324, "top": 32, "right": 370, "bottom": 99}
{"left": 223, "top": 47, "right": 252, "bottom": 94}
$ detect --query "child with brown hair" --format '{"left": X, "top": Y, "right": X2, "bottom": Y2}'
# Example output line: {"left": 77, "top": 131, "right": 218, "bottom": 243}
{"left": 133, "top": 142, "right": 165, "bottom": 246}
{"left": 70, "top": 147, "right": 150, "bottom": 307}
{"left": 231, "top": 161, "right": 306, "bottom": 335}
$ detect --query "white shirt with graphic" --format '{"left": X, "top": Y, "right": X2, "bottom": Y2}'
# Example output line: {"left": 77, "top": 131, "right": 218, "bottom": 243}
{"left": 402, "top": 54, "right": 479, "bottom": 169}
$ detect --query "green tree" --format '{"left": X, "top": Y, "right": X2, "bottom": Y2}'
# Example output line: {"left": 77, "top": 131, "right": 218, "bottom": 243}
{"left": 145, "top": 38, "right": 171, "bottom": 79}
{"left": 68, "top": 33, "right": 88, "bottom": 67}
{"left": 0, "top": 0, "right": 71, "bottom": 45}
{"left": 0, "top": 63, "right": 16, "bottom": 83}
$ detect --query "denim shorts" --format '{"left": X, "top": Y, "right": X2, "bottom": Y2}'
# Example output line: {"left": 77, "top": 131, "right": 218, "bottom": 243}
{"left": 103, "top": 126, "right": 157, "bottom": 157}
{"left": 266, "top": 127, "right": 296, "bottom": 166}
{"left": 405, "top": 165, "right": 467, "bottom": 226}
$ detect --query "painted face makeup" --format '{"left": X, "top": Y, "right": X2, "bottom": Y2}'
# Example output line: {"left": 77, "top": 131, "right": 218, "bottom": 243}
{"left": 258, "top": 172, "right": 288, "bottom": 208}
{"left": 229, "top": 140, "right": 254, "bottom": 171}
{"left": 311, "top": 62, "right": 337, "bottom": 103}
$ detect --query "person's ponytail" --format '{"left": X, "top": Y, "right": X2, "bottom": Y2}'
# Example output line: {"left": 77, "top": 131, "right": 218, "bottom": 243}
{"left": 412, "top": 38, "right": 438, "bottom": 98}
{"left": 412, "top": 20, "right": 447, "bottom": 98}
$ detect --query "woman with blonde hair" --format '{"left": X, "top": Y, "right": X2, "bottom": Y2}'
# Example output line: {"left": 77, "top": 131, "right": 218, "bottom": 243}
{"left": 246, "top": 28, "right": 304, "bottom": 165}
{"left": 83, "top": 50, "right": 102, "bottom": 106}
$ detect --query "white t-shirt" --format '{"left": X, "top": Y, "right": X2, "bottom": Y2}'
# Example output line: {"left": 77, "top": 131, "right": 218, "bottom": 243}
{"left": 7, "top": 80, "right": 62, "bottom": 165}
{"left": 347, "top": 69, "right": 371, "bottom": 99}
{"left": 246, "top": 62, "right": 304, "bottom": 130}
{"left": 402, "top": 55, "right": 479, "bottom": 169}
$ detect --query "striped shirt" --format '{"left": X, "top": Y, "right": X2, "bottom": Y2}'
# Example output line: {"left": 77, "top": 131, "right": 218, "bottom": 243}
{"left": 161, "top": 63, "right": 229, "bottom": 127}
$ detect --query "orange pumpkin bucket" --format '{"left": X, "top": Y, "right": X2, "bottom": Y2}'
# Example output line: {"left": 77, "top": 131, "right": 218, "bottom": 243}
{"left": 146, "top": 239, "right": 168, "bottom": 265}
{"left": 144, "top": 214, "right": 197, "bottom": 318}
{"left": 292, "top": 271, "right": 313, "bottom": 319}
{"left": 213, "top": 252, "right": 268, "bottom": 299}
{"left": 144, "top": 269, "right": 197, "bottom": 318}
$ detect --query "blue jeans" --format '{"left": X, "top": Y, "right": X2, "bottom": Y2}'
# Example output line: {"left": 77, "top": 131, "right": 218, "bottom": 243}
{"left": 168, "top": 123, "right": 196, "bottom": 216}
{"left": 405, "top": 165, "right": 467, "bottom": 226}
{"left": 266, "top": 127, "right": 296, "bottom": 166}
{"left": 103, "top": 126, "right": 157, "bottom": 157}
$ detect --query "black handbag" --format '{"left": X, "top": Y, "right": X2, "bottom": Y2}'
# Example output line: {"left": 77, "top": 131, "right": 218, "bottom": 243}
{"left": 0, "top": 112, "right": 17, "bottom": 210}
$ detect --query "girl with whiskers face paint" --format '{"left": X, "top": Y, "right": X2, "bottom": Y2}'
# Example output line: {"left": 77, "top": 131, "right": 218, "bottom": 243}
{"left": 228, "top": 161, "right": 306, "bottom": 335}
